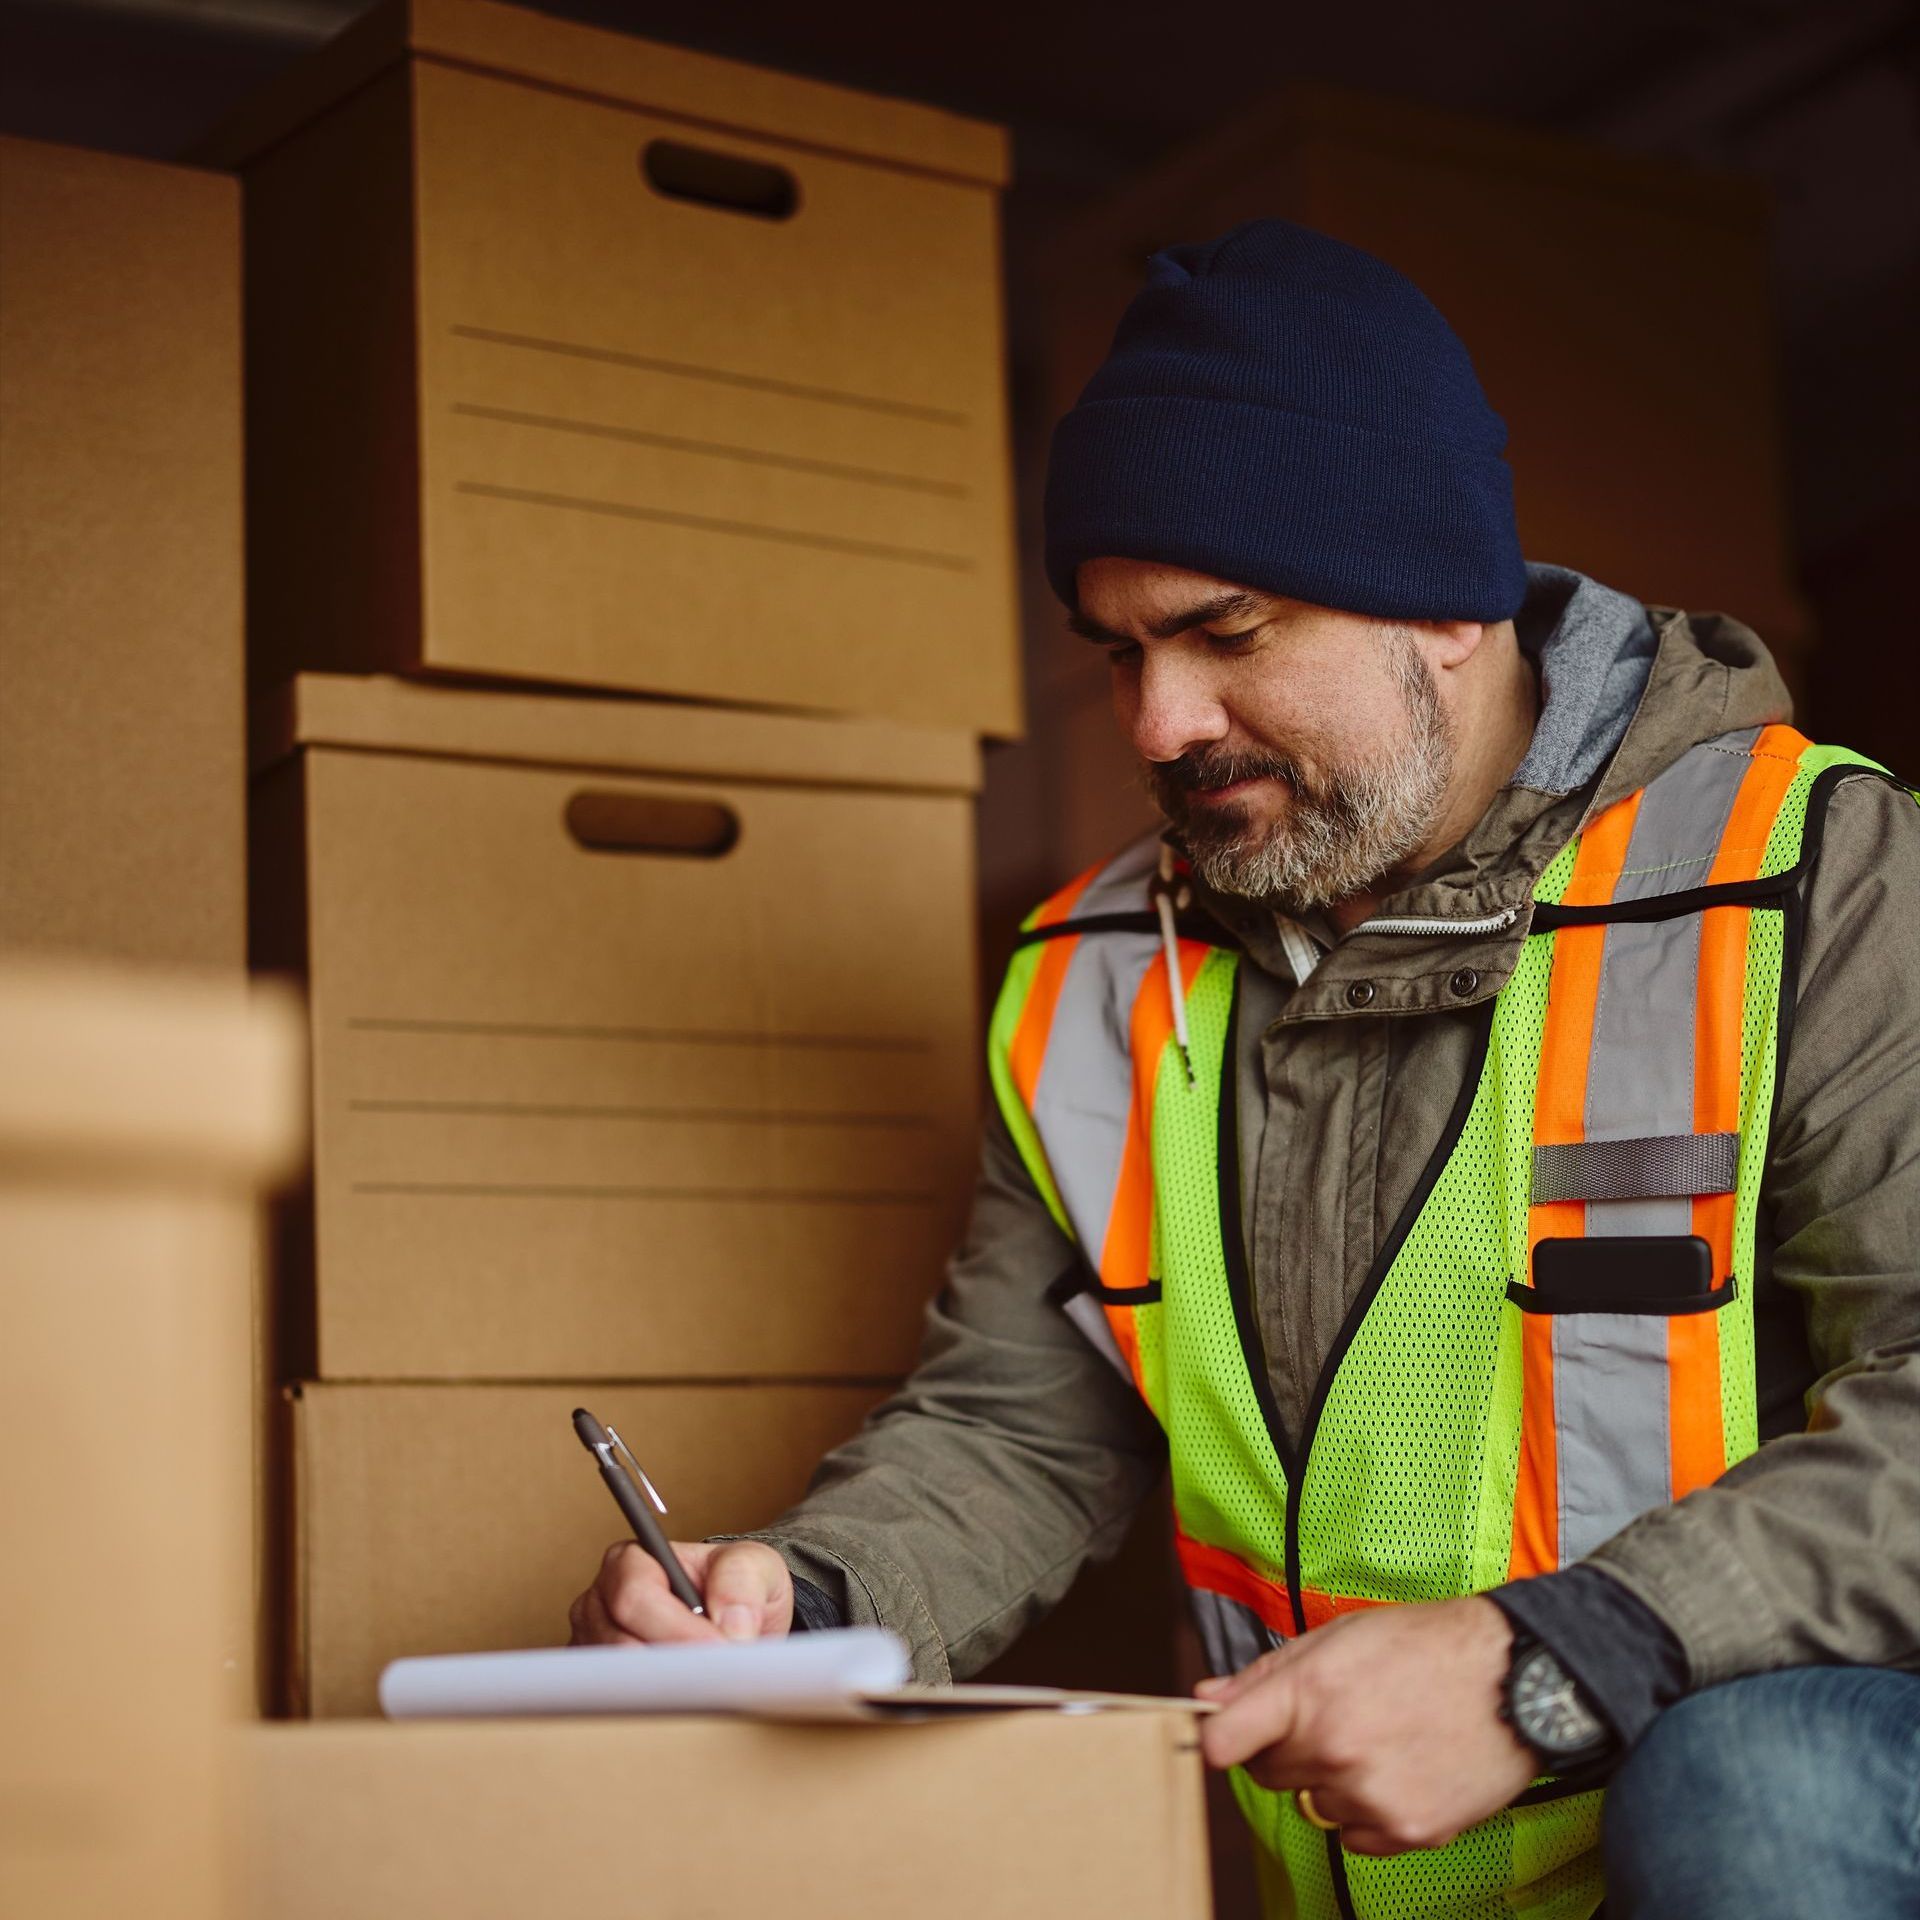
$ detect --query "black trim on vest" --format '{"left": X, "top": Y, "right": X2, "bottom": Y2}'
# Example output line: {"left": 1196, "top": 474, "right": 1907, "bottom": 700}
{"left": 1306, "top": 1004, "right": 1494, "bottom": 1920}
{"left": 1511, "top": 1771, "right": 1608, "bottom": 1808}
{"left": 1754, "top": 766, "right": 1916, "bottom": 1438}
{"left": 1504, "top": 1277, "right": 1738, "bottom": 1317}
{"left": 1770, "top": 765, "right": 1915, "bottom": 1130}
{"left": 1043, "top": 1262, "right": 1164, "bottom": 1309}
{"left": 1218, "top": 986, "right": 1300, "bottom": 1488}
{"left": 1529, "top": 872, "right": 1795, "bottom": 929}
{"left": 1011, "top": 909, "right": 1237, "bottom": 950}
{"left": 1282, "top": 998, "right": 1498, "bottom": 1633}
{"left": 1329, "top": 1838, "right": 1359, "bottom": 1920}
{"left": 1529, "top": 762, "right": 1917, "bottom": 931}
{"left": 1043, "top": 1264, "right": 1086, "bottom": 1308}
{"left": 1792, "top": 762, "right": 1917, "bottom": 882}
{"left": 1321, "top": 1761, "right": 1600, "bottom": 1917}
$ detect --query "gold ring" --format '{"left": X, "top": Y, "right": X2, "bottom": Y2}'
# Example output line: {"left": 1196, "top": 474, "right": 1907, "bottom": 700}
{"left": 1296, "top": 1787, "right": 1340, "bottom": 1832}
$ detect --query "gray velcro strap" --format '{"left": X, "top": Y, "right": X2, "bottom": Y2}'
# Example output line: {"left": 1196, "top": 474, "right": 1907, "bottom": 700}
{"left": 1532, "top": 1132, "right": 1738, "bottom": 1204}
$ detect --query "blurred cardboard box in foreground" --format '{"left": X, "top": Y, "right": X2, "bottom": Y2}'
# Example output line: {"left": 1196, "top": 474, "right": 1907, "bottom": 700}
{"left": 240, "top": 1709, "right": 1211, "bottom": 1920}
{"left": 0, "top": 961, "right": 303, "bottom": 1920}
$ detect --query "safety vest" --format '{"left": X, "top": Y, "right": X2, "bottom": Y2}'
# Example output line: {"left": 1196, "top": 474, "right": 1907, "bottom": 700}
{"left": 989, "top": 726, "right": 1891, "bottom": 1920}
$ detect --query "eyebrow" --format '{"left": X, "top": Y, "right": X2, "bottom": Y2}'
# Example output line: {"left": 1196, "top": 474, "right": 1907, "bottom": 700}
{"left": 1066, "top": 588, "right": 1267, "bottom": 647}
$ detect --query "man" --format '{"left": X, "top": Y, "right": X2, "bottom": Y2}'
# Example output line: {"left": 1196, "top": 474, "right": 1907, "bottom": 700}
{"left": 571, "top": 221, "right": 1920, "bottom": 1919}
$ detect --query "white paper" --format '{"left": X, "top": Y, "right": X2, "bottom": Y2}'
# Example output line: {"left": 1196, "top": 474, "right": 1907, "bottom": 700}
{"left": 378, "top": 1628, "right": 912, "bottom": 1721}
{"left": 378, "top": 1633, "right": 1219, "bottom": 1724}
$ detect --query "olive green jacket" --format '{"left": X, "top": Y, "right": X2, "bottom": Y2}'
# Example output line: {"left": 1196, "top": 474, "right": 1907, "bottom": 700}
{"left": 729, "top": 588, "right": 1920, "bottom": 1695}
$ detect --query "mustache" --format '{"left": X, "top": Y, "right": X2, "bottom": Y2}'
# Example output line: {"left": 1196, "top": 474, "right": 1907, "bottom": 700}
{"left": 1149, "top": 746, "right": 1308, "bottom": 799}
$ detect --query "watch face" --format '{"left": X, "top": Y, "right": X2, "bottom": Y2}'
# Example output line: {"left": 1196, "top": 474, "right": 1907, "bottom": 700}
{"left": 1512, "top": 1646, "right": 1606, "bottom": 1756}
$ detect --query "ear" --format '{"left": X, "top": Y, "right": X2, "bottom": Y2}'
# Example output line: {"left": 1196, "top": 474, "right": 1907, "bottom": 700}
{"left": 1409, "top": 618, "right": 1492, "bottom": 672}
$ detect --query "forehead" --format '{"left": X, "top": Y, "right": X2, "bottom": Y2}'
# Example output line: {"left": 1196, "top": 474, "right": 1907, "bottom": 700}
{"left": 1072, "top": 558, "right": 1279, "bottom": 642}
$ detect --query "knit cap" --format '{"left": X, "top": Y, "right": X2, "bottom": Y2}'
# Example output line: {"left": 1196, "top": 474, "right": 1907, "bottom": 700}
{"left": 1043, "top": 218, "right": 1526, "bottom": 622}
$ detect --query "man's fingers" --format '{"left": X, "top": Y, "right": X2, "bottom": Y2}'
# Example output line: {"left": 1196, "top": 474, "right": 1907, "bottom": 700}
{"left": 702, "top": 1542, "right": 792, "bottom": 1640}
{"left": 569, "top": 1584, "right": 641, "bottom": 1646}
{"left": 1236, "top": 1744, "right": 1327, "bottom": 1793}
{"left": 572, "top": 1539, "right": 789, "bottom": 1645}
{"left": 1199, "top": 1658, "right": 1305, "bottom": 1771}
{"left": 1195, "top": 1643, "right": 1295, "bottom": 1703}
{"left": 1328, "top": 1824, "right": 1399, "bottom": 1859}
{"left": 597, "top": 1541, "right": 721, "bottom": 1643}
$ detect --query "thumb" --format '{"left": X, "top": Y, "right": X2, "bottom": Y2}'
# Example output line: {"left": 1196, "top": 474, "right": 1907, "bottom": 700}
{"left": 702, "top": 1541, "right": 792, "bottom": 1641}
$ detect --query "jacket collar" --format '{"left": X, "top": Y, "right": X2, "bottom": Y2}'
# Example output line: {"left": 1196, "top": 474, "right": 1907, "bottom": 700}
{"left": 1192, "top": 565, "right": 1794, "bottom": 1023}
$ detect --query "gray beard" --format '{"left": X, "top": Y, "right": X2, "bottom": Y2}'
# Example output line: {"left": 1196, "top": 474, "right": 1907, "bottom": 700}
{"left": 1150, "top": 633, "right": 1455, "bottom": 911}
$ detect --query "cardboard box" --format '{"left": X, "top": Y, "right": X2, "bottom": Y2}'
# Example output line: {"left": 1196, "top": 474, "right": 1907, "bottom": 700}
{"left": 0, "top": 136, "right": 245, "bottom": 968}
{"left": 208, "top": 0, "right": 1022, "bottom": 735}
{"left": 289, "top": 1380, "right": 893, "bottom": 1717}
{"left": 253, "top": 674, "right": 982, "bottom": 1382}
{"left": 1040, "top": 81, "right": 1809, "bottom": 666}
{"left": 0, "top": 961, "right": 303, "bottom": 1920}
{"left": 239, "top": 1711, "right": 1212, "bottom": 1919}
{"left": 0, "top": 144, "right": 282, "bottom": 1704}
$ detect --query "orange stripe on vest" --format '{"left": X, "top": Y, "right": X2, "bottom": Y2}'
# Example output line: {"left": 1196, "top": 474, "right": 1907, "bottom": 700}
{"left": 1176, "top": 1530, "right": 1387, "bottom": 1641}
{"left": 1006, "top": 863, "right": 1101, "bottom": 1110}
{"left": 1510, "top": 790, "right": 1641, "bottom": 1579}
{"left": 1673, "top": 725, "right": 1808, "bottom": 1495}
{"left": 1099, "top": 941, "right": 1212, "bottom": 1394}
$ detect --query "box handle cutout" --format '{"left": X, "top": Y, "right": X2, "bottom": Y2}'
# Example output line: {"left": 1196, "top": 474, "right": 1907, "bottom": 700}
{"left": 641, "top": 140, "right": 800, "bottom": 221}
{"left": 564, "top": 791, "right": 740, "bottom": 858}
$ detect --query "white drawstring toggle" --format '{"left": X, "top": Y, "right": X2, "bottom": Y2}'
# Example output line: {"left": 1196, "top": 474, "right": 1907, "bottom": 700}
{"left": 1154, "top": 844, "right": 1195, "bottom": 1087}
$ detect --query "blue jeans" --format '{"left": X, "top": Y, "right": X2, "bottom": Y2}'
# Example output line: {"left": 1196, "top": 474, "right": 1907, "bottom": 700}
{"left": 1603, "top": 1667, "right": 1920, "bottom": 1919}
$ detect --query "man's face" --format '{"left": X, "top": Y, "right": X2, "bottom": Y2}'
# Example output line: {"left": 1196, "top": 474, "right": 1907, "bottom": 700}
{"left": 1071, "top": 557, "right": 1456, "bottom": 911}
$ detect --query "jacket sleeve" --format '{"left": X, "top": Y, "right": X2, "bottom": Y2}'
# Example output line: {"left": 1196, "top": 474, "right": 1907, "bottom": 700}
{"left": 1588, "top": 772, "right": 1920, "bottom": 1683}
{"left": 712, "top": 1102, "right": 1169, "bottom": 1683}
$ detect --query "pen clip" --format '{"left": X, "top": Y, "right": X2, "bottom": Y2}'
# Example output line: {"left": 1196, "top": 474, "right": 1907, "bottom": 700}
{"left": 604, "top": 1424, "right": 668, "bottom": 1515}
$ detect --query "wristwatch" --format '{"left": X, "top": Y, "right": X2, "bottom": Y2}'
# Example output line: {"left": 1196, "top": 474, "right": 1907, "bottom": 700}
{"left": 1499, "top": 1630, "right": 1614, "bottom": 1771}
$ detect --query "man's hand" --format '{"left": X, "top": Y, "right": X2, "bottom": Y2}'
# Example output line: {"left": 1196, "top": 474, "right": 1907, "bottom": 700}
{"left": 1196, "top": 1596, "right": 1536, "bottom": 1857}
{"left": 568, "top": 1540, "right": 794, "bottom": 1646}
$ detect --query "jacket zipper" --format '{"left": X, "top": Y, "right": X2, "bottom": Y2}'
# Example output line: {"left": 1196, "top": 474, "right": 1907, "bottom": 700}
{"left": 1356, "top": 905, "right": 1522, "bottom": 937}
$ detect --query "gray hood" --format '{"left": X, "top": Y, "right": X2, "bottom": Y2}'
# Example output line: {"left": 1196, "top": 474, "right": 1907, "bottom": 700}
{"left": 1512, "top": 560, "right": 1659, "bottom": 797}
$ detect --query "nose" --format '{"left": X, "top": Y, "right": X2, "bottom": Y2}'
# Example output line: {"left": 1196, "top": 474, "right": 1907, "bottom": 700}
{"left": 1125, "top": 649, "right": 1230, "bottom": 765}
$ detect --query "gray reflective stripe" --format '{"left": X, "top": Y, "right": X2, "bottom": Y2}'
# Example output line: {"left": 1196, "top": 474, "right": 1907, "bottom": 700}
{"left": 1553, "top": 1307, "right": 1673, "bottom": 1560}
{"left": 1059, "top": 1293, "right": 1132, "bottom": 1381}
{"left": 1610, "top": 728, "right": 1759, "bottom": 903}
{"left": 1029, "top": 836, "right": 1161, "bottom": 1273}
{"left": 1188, "top": 1586, "right": 1281, "bottom": 1677}
{"left": 1584, "top": 730, "right": 1755, "bottom": 1212}
{"left": 1532, "top": 1133, "right": 1737, "bottom": 1203}
{"left": 1547, "top": 732, "right": 1758, "bottom": 1564}
{"left": 1584, "top": 915, "right": 1703, "bottom": 1225}
{"left": 1031, "top": 929, "right": 1161, "bottom": 1269}
{"left": 1073, "top": 834, "right": 1162, "bottom": 916}
{"left": 1554, "top": 913, "right": 1693, "bottom": 1559}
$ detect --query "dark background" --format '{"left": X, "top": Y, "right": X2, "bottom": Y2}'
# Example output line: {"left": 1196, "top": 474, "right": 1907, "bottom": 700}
{"left": 5, "top": 0, "right": 1915, "bottom": 772}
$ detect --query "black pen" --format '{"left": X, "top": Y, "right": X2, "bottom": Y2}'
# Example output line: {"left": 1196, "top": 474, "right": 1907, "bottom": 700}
{"left": 572, "top": 1407, "right": 706, "bottom": 1616}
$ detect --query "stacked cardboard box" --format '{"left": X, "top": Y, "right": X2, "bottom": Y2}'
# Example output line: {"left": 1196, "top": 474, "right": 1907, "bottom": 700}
{"left": 215, "top": 0, "right": 1029, "bottom": 1716}
{"left": 249, "top": 673, "right": 983, "bottom": 1709}
{"left": 206, "top": 0, "right": 1022, "bottom": 733}
{"left": 0, "top": 136, "right": 247, "bottom": 971}
{"left": 0, "top": 133, "right": 295, "bottom": 1708}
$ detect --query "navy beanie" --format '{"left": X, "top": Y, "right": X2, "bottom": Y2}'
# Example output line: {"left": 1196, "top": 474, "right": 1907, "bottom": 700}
{"left": 1043, "top": 218, "right": 1527, "bottom": 622}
